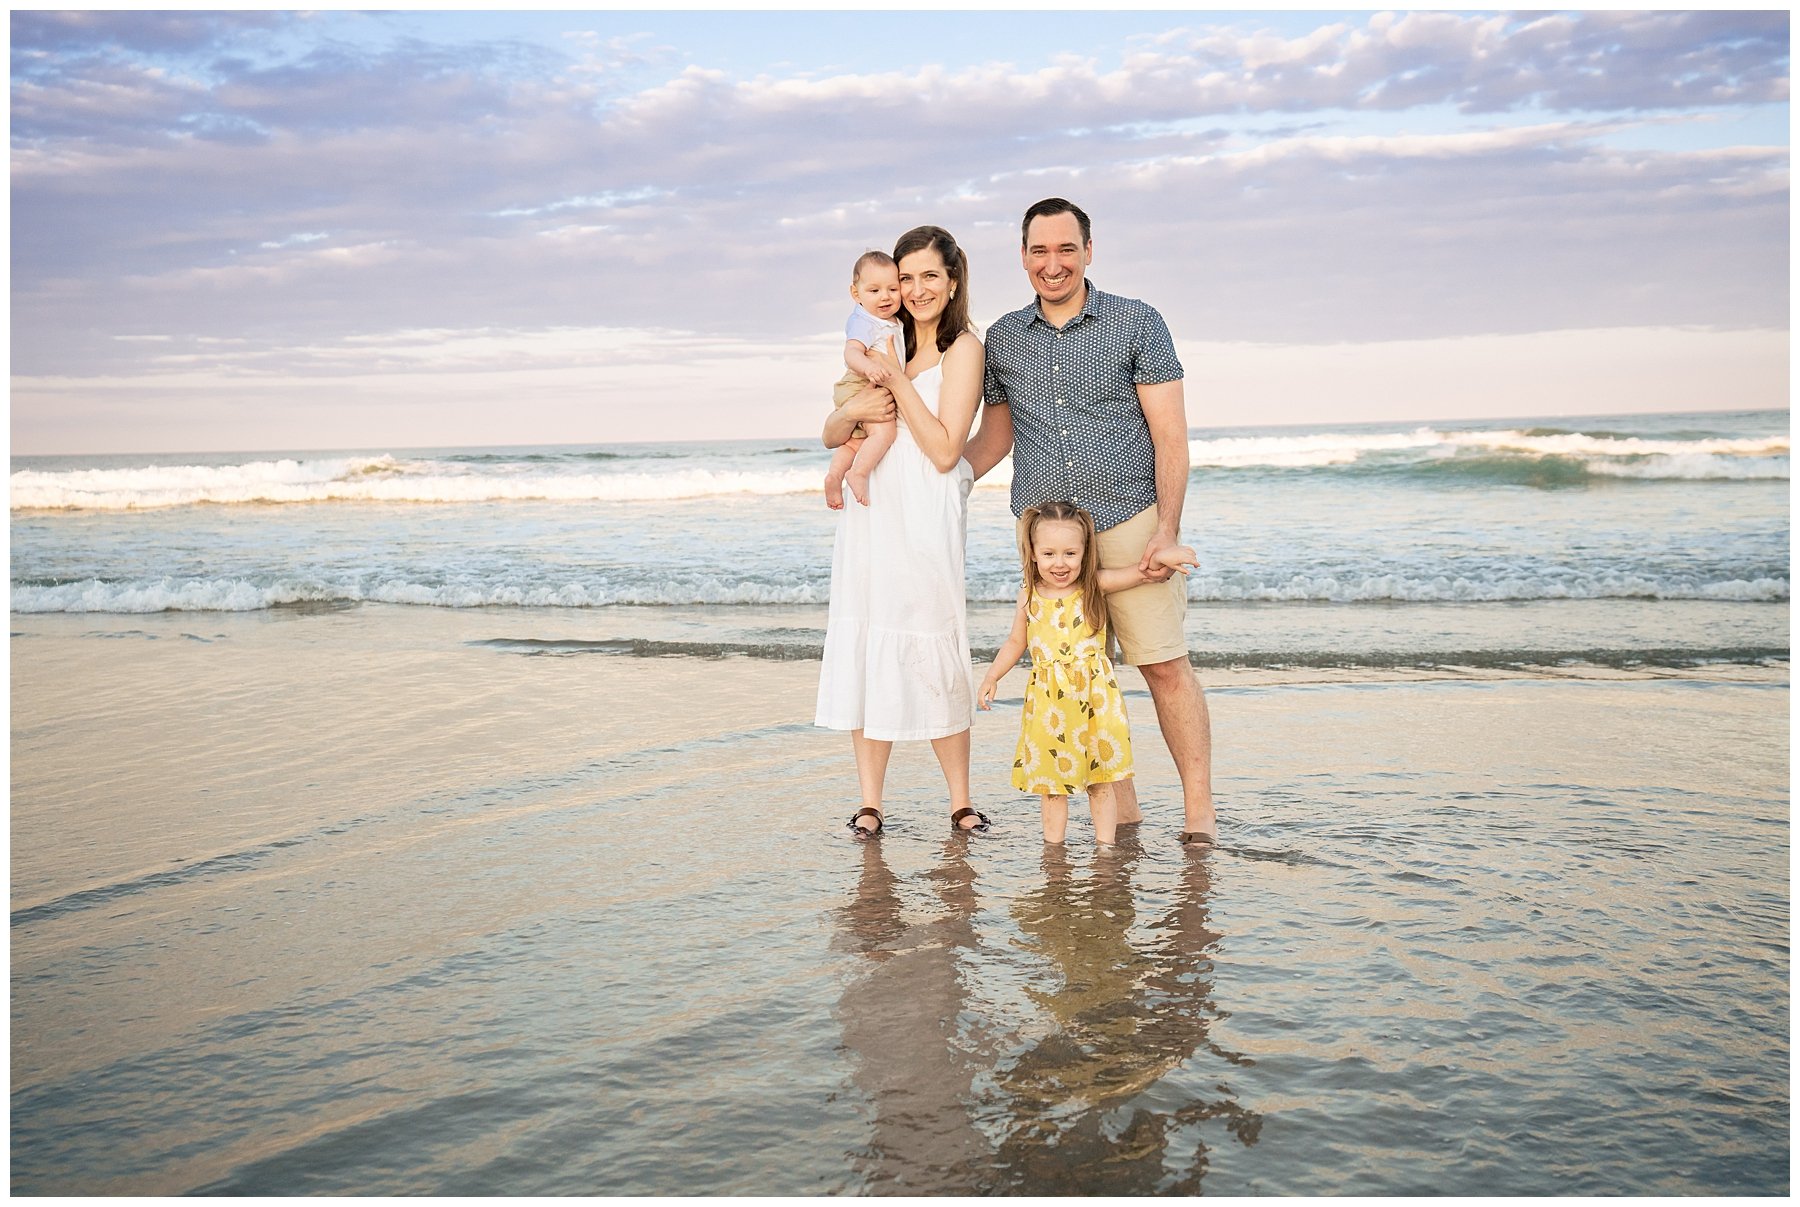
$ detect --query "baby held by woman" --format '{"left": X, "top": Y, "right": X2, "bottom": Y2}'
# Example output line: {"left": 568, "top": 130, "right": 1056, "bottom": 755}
{"left": 823, "top": 251, "right": 904, "bottom": 509}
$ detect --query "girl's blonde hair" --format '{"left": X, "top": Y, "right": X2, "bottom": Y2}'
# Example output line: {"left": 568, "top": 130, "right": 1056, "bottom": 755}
{"left": 1018, "top": 500, "right": 1109, "bottom": 638}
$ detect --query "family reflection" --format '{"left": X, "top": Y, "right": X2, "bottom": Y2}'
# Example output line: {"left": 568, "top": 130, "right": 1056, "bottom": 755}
{"left": 833, "top": 838, "right": 1260, "bottom": 1194}
{"left": 832, "top": 837, "right": 993, "bottom": 1194}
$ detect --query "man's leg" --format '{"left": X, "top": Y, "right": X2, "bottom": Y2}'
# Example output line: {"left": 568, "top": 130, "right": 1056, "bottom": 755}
{"left": 1113, "top": 773, "right": 1144, "bottom": 824}
{"left": 1137, "top": 656, "right": 1215, "bottom": 837}
{"left": 1092, "top": 504, "right": 1199, "bottom": 833}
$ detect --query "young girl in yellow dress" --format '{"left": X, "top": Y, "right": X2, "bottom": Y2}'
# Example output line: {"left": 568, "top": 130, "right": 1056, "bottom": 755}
{"left": 977, "top": 501, "right": 1198, "bottom": 846}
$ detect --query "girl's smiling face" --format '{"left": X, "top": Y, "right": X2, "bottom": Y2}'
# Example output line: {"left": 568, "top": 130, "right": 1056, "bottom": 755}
{"left": 897, "top": 246, "right": 950, "bottom": 324}
{"left": 1032, "top": 518, "right": 1086, "bottom": 590}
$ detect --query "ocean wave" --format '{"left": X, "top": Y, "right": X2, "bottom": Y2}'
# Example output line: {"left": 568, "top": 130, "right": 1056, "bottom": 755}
{"left": 14, "top": 424, "right": 1786, "bottom": 511}
{"left": 473, "top": 635, "right": 1788, "bottom": 672}
{"left": 10, "top": 457, "right": 823, "bottom": 510}
{"left": 1155, "top": 573, "right": 1790, "bottom": 604}
{"left": 13, "top": 571, "right": 1787, "bottom": 614}
{"left": 1187, "top": 428, "right": 1788, "bottom": 481}
{"left": 8, "top": 577, "right": 834, "bottom": 613}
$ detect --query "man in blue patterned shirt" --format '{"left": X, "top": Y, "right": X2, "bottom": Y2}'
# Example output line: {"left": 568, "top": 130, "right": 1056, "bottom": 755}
{"left": 965, "top": 197, "right": 1216, "bottom": 846}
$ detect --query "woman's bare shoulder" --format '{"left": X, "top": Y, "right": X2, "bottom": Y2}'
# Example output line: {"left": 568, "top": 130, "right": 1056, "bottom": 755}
{"left": 944, "top": 330, "right": 984, "bottom": 370}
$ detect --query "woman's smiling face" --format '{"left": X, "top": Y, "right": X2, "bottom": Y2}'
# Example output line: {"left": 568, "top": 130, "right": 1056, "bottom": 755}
{"left": 897, "top": 246, "right": 950, "bottom": 324}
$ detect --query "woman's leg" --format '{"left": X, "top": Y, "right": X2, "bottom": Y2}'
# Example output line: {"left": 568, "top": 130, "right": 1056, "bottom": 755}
{"left": 851, "top": 729, "right": 892, "bottom": 831}
{"left": 1040, "top": 794, "right": 1069, "bottom": 843}
{"left": 927, "top": 727, "right": 980, "bottom": 828}
{"left": 1087, "top": 781, "right": 1119, "bottom": 846}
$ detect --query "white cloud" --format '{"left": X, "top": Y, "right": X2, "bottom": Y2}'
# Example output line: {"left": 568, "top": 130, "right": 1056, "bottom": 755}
{"left": 8, "top": 10, "right": 1789, "bottom": 450}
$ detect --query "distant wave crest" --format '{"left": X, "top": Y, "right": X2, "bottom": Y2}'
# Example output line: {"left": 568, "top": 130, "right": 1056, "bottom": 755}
{"left": 10, "top": 455, "right": 822, "bottom": 510}
{"left": 13, "top": 425, "right": 1787, "bottom": 512}
{"left": 1189, "top": 428, "right": 1788, "bottom": 481}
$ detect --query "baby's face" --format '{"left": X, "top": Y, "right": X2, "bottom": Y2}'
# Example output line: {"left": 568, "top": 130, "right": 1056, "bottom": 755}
{"left": 852, "top": 266, "right": 903, "bottom": 319}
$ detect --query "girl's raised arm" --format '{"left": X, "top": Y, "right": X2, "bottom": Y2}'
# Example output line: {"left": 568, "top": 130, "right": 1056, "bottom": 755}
{"left": 1098, "top": 545, "right": 1198, "bottom": 593}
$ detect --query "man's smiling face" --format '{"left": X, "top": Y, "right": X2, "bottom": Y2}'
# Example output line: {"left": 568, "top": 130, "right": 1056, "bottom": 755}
{"left": 1022, "top": 211, "right": 1091, "bottom": 310}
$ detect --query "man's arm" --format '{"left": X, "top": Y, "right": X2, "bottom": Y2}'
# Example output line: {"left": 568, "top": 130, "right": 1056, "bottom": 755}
{"left": 962, "top": 401, "right": 1014, "bottom": 480}
{"left": 1136, "top": 378, "right": 1189, "bottom": 574}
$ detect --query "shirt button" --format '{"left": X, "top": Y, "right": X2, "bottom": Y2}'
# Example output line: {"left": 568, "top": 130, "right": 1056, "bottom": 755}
{"left": 1053, "top": 365, "right": 1060, "bottom": 372}
{"left": 1066, "top": 460, "right": 1073, "bottom": 467}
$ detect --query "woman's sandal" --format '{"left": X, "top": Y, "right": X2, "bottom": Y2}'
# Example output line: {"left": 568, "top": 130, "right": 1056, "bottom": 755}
{"left": 951, "top": 807, "right": 991, "bottom": 834}
{"left": 847, "top": 806, "right": 883, "bottom": 838}
{"left": 1178, "top": 830, "right": 1216, "bottom": 847}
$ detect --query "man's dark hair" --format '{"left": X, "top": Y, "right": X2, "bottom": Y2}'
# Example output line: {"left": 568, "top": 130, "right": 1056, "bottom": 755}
{"left": 1021, "top": 197, "right": 1091, "bottom": 247}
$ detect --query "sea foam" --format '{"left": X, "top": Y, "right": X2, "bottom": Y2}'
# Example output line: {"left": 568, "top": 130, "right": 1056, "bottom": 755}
{"left": 12, "top": 571, "right": 1787, "bottom": 613}
{"left": 10, "top": 456, "right": 824, "bottom": 510}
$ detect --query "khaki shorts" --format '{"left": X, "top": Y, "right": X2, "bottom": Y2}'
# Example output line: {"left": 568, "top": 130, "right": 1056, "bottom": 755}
{"left": 1019, "top": 503, "right": 1188, "bottom": 666}
{"left": 832, "top": 369, "right": 869, "bottom": 438}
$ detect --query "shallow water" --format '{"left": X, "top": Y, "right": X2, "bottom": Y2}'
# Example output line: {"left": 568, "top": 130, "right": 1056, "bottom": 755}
{"left": 10, "top": 612, "right": 1788, "bottom": 1194}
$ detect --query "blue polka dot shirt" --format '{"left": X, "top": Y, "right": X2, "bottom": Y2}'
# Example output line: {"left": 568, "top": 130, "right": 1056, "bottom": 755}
{"left": 982, "top": 282, "right": 1184, "bottom": 531}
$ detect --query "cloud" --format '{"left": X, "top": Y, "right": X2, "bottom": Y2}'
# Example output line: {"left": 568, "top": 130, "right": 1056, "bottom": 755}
{"left": 10, "top": 10, "right": 290, "bottom": 56}
{"left": 8, "top": 9, "right": 1789, "bottom": 447}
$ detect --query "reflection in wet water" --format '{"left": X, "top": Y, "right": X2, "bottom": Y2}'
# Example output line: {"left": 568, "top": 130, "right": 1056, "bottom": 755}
{"left": 834, "top": 836, "right": 1262, "bottom": 1194}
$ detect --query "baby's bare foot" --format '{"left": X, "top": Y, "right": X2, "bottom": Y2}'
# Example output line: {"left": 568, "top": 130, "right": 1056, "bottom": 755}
{"left": 824, "top": 473, "right": 845, "bottom": 510}
{"left": 847, "top": 467, "right": 872, "bottom": 507}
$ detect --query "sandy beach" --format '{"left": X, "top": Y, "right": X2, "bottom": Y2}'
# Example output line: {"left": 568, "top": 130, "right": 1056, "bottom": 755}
{"left": 10, "top": 603, "right": 1788, "bottom": 1194}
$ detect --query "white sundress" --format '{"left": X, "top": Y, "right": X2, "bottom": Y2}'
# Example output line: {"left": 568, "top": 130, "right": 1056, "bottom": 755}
{"left": 814, "top": 361, "right": 976, "bottom": 741}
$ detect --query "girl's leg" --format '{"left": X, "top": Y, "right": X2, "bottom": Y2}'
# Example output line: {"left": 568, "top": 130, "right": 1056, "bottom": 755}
{"left": 850, "top": 729, "right": 892, "bottom": 831}
{"left": 1087, "top": 780, "right": 1119, "bottom": 846}
{"left": 845, "top": 421, "right": 898, "bottom": 507}
{"left": 927, "top": 727, "right": 980, "bottom": 828}
{"left": 1040, "top": 794, "right": 1070, "bottom": 843}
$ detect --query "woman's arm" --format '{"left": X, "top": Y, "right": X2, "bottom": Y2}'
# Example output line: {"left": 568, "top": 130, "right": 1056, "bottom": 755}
{"left": 822, "top": 385, "right": 896, "bottom": 449}
{"left": 978, "top": 589, "right": 1031, "bottom": 709}
{"left": 875, "top": 333, "right": 982, "bottom": 473}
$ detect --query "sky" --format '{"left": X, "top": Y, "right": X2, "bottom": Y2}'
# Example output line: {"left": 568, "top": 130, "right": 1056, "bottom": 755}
{"left": 9, "top": 7, "right": 1791, "bottom": 455}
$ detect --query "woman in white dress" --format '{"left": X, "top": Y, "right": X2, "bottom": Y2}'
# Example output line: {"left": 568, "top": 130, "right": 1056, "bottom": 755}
{"left": 815, "top": 225, "right": 989, "bottom": 836}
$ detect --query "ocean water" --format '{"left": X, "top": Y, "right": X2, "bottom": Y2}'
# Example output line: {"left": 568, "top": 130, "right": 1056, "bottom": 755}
{"left": 10, "top": 407, "right": 1790, "bottom": 1194}
{"left": 9, "top": 409, "right": 1791, "bottom": 671}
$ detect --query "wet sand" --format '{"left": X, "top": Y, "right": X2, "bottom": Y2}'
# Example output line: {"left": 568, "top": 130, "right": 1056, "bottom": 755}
{"left": 10, "top": 605, "right": 1789, "bottom": 1194}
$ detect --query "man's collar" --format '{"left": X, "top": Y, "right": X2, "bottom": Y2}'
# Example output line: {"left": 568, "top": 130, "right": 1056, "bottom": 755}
{"left": 1026, "top": 281, "right": 1101, "bottom": 327}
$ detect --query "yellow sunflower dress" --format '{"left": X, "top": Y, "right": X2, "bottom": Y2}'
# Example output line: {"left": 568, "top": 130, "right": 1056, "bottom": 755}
{"left": 1012, "top": 588, "right": 1134, "bottom": 796}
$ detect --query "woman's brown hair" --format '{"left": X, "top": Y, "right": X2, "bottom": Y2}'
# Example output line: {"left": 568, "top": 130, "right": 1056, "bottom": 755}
{"left": 892, "top": 225, "right": 971, "bottom": 359}
{"left": 1017, "top": 500, "right": 1109, "bottom": 639}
